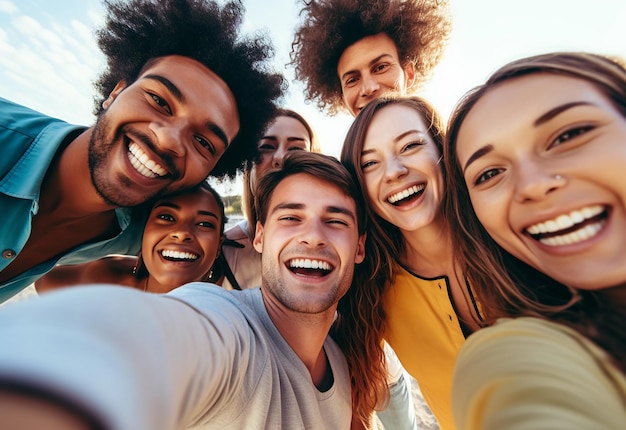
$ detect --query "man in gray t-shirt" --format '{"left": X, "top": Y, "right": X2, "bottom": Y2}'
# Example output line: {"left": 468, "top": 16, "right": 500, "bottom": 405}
{"left": 0, "top": 152, "right": 369, "bottom": 429}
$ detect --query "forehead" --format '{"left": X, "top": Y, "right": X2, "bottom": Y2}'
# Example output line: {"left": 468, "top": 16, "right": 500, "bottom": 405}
{"left": 337, "top": 32, "right": 400, "bottom": 75}
{"left": 139, "top": 55, "right": 240, "bottom": 143}
{"left": 264, "top": 116, "right": 310, "bottom": 139}
{"left": 457, "top": 73, "right": 613, "bottom": 156}
{"left": 268, "top": 173, "right": 355, "bottom": 212}
{"left": 152, "top": 188, "right": 220, "bottom": 214}
{"left": 364, "top": 104, "right": 429, "bottom": 148}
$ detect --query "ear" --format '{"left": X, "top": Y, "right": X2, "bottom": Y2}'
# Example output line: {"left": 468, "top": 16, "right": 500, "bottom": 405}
{"left": 215, "top": 236, "right": 225, "bottom": 258}
{"left": 252, "top": 221, "right": 264, "bottom": 254}
{"left": 355, "top": 232, "right": 366, "bottom": 265}
{"left": 403, "top": 62, "right": 417, "bottom": 90}
{"left": 102, "top": 80, "right": 127, "bottom": 109}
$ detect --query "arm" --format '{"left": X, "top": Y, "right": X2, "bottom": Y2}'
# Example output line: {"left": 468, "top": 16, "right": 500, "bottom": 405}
{"left": 35, "top": 256, "right": 134, "bottom": 293}
{"left": 0, "top": 284, "right": 252, "bottom": 429}
{"left": 452, "top": 317, "right": 626, "bottom": 430}
{"left": 0, "top": 389, "right": 93, "bottom": 430}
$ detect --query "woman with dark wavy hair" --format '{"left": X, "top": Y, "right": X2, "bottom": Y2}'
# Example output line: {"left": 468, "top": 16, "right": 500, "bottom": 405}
{"left": 445, "top": 51, "right": 626, "bottom": 428}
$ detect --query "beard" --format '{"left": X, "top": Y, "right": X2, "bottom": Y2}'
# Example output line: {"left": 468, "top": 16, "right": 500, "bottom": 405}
{"left": 261, "top": 257, "right": 351, "bottom": 315}
{"left": 88, "top": 112, "right": 163, "bottom": 207}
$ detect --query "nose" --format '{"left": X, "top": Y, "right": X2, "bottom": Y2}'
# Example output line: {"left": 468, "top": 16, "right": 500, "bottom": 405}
{"left": 514, "top": 163, "right": 565, "bottom": 203}
{"left": 297, "top": 220, "right": 327, "bottom": 248}
{"left": 272, "top": 147, "right": 287, "bottom": 168}
{"left": 170, "top": 225, "right": 194, "bottom": 242}
{"left": 360, "top": 74, "right": 380, "bottom": 97}
{"left": 150, "top": 119, "right": 186, "bottom": 157}
{"left": 383, "top": 156, "right": 409, "bottom": 182}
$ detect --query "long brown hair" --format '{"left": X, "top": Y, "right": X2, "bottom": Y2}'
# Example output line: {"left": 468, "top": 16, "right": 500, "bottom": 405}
{"left": 444, "top": 51, "right": 626, "bottom": 372}
{"left": 338, "top": 96, "right": 446, "bottom": 422}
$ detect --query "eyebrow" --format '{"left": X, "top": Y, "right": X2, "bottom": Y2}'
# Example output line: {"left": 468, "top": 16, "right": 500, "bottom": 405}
{"left": 260, "top": 136, "right": 308, "bottom": 146}
{"left": 462, "top": 101, "right": 594, "bottom": 173}
{"left": 270, "top": 202, "right": 356, "bottom": 221}
{"left": 361, "top": 129, "right": 423, "bottom": 157}
{"left": 154, "top": 202, "right": 219, "bottom": 220}
{"left": 533, "top": 101, "right": 593, "bottom": 126}
{"left": 144, "top": 74, "right": 230, "bottom": 148}
{"left": 340, "top": 53, "right": 393, "bottom": 81}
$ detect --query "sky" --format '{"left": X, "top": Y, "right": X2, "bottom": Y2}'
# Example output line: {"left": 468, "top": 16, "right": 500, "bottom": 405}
{"left": 2, "top": 0, "right": 626, "bottom": 194}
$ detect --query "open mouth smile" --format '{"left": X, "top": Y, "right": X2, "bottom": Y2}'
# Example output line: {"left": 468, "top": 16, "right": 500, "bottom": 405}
{"left": 387, "top": 184, "right": 425, "bottom": 205}
{"left": 128, "top": 141, "right": 168, "bottom": 178}
{"left": 160, "top": 249, "right": 199, "bottom": 262}
{"left": 287, "top": 258, "right": 333, "bottom": 277}
{"left": 524, "top": 204, "right": 608, "bottom": 246}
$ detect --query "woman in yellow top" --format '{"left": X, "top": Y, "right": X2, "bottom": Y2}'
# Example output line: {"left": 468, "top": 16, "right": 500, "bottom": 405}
{"left": 340, "top": 96, "right": 485, "bottom": 430}
{"left": 445, "top": 51, "right": 626, "bottom": 428}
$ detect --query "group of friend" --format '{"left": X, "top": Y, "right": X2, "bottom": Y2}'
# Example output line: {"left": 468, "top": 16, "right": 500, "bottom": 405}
{"left": 0, "top": 0, "right": 624, "bottom": 429}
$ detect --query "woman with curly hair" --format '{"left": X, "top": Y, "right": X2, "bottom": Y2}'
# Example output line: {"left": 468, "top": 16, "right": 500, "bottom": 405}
{"left": 290, "top": 0, "right": 451, "bottom": 117}
{"left": 445, "top": 51, "right": 626, "bottom": 429}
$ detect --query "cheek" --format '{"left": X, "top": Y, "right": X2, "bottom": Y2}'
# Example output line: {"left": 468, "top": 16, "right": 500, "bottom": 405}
{"left": 255, "top": 157, "right": 272, "bottom": 178}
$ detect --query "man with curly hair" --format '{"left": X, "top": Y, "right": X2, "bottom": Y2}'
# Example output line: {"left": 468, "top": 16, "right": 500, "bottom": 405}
{"left": 0, "top": 0, "right": 283, "bottom": 303}
{"left": 290, "top": 0, "right": 451, "bottom": 117}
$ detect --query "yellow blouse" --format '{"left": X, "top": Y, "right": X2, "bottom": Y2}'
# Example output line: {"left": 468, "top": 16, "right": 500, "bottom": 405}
{"left": 384, "top": 264, "right": 480, "bottom": 430}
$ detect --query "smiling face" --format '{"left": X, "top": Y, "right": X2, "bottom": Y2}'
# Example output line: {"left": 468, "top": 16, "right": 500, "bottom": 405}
{"left": 456, "top": 73, "right": 626, "bottom": 291}
{"left": 253, "top": 173, "right": 365, "bottom": 315}
{"left": 89, "top": 55, "right": 239, "bottom": 207}
{"left": 141, "top": 186, "right": 223, "bottom": 292}
{"left": 360, "top": 104, "right": 444, "bottom": 234}
{"left": 337, "top": 33, "right": 416, "bottom": 117}
{"left": 250, "top": 115, "right": 312, "bottom": 187}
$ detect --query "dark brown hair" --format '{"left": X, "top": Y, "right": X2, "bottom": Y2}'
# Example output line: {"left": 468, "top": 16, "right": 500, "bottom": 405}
{"left": 290, "top": 0, "right": 451, "bottom": 115}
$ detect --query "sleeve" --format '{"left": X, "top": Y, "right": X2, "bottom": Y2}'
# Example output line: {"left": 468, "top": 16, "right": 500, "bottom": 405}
{"left": 452, "top": 317, "right": 626, "bottom": 430}
{"left": 0, "top": 283, "right": 255, "bottom": 430}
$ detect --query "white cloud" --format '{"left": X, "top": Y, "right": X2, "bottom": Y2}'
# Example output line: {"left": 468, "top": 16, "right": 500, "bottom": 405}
{"left": 0, "top": 0, "right": 17, "bottom": 14}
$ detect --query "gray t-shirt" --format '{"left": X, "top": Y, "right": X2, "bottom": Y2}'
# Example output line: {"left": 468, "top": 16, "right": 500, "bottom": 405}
{"left": 0, "top": 283, "right": 352, "bottom": 429}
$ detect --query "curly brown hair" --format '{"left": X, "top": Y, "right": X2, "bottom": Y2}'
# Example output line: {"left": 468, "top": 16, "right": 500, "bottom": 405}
{"left": 290, "top": 0, "right": 451, "bottom": 115}
{"left": 94, "top": 0, "right": 285, "bottom": 178}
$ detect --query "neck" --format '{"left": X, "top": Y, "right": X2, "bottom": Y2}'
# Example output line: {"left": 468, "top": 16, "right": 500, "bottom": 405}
{"left": 400, "top": 220, "right": 454, "bottom": 276}
{"left": 262, "top": 291, "right": 335, "bottom": 387}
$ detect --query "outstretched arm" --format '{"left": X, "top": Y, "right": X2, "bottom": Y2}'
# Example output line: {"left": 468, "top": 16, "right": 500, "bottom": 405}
{"left": 453, "top": 317, "right": 626, "bottom": 430}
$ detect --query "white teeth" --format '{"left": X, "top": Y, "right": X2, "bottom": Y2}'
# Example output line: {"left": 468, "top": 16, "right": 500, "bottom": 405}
{"left": 128, "top": 142, "right": 168, "bottom": 178}
{"left": 289, "top": 259, "right": 331, "bottom": 271}
{"left": 387, "top": 184, "right": 425, "bottom": 204}
{"left": 161, "top": 250, "right": 198, "bottom": 261}
{"left": 539, "top": 222, "right": 603, "bottom": 246}
{"left": 526, "top": 205, "right": 604, "bottom": 235}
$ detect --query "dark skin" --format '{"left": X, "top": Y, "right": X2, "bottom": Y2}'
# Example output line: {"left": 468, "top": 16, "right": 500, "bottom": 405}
{"left": 0, "top": 130, "right": 119, "bottom": 283}
{"left": 0, "top": 55, "right": 239, "bottom": 284}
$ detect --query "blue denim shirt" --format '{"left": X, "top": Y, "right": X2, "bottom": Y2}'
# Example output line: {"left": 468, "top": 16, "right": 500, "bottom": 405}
{"left": 0, "top": 97, "right": 144, "bottom": 302}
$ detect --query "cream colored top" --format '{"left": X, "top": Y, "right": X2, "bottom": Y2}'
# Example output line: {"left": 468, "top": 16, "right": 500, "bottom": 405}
{"left": 221, "top": 220, "right": 261, "bottom": 290}
{"left": 453, "top": 317, "right": 626, "bottom": 429}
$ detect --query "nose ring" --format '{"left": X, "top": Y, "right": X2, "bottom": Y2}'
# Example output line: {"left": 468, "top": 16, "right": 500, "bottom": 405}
{"left": 554, "top": 174, "right": 563, "bottom": 180}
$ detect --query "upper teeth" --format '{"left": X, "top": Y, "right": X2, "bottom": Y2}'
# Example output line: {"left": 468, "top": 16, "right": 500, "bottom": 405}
{"left": 526, "top": 205, "right": 604, "bottom": 235}
{"left": 388, "top": 184, "right": 425, "bottom": 204}
{"left": 128, "top": 142, "right": 167, "bottom": 178}
{"left": 162, "top": 250, "right": 198, "bottom": 261}
{"left": 289, "top": 259, "right": 331, "bottom": 271}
